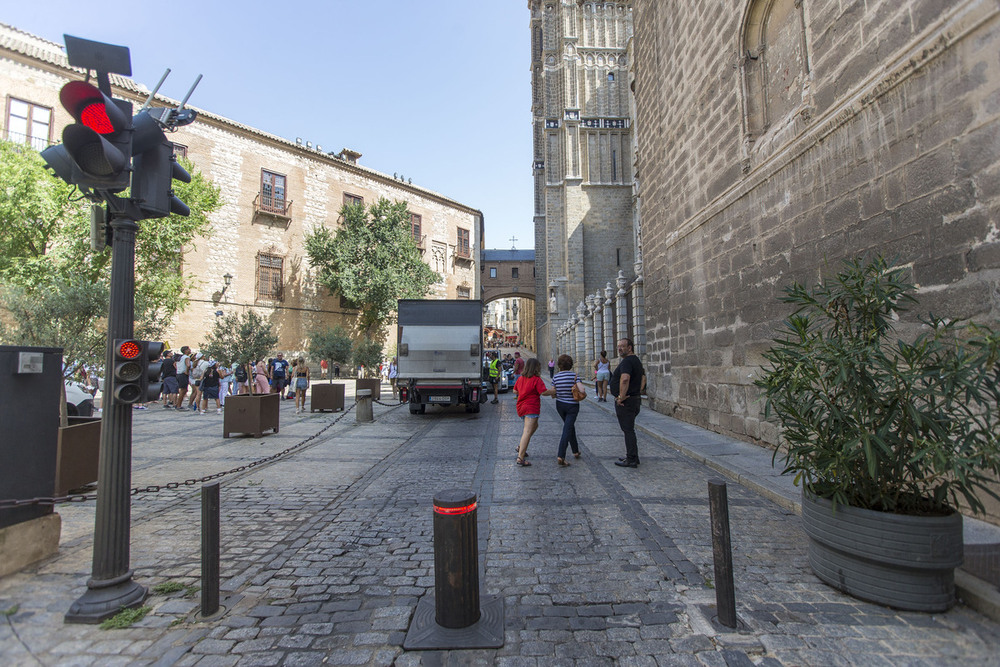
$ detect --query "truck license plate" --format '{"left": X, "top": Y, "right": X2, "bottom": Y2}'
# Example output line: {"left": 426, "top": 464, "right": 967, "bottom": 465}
{"left": 429, "top": 395, "right": 450, "bottom": 403}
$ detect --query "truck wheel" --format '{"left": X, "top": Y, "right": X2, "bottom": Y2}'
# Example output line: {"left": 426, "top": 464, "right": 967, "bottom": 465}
{"left": 471, "top": 402, "right": 481, "bottom": 414}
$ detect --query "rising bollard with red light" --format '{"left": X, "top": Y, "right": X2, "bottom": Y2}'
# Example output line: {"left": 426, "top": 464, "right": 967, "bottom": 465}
{"left": 403, "top": 489, "right": 504, "bottom": 650}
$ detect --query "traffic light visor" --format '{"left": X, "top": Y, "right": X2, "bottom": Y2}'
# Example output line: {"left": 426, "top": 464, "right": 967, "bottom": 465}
{"left": 59, "top": 81, "right": 123, "bottom": 134}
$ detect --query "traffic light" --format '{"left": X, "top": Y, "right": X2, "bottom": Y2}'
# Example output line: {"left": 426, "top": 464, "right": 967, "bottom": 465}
{"left": 143, "top": 341, "right": 164, "bottom": 402}
{"left": 131, "top": 133, "right": 192, "bottom": 219}
{"left": 52, "top": 80, "right": 133, "bottom": 191}
{"left": 112, "top": 339, "right": 164, "bottom": 404}
{"left": 112, "top": 339, "right": 144, "bottom": 404}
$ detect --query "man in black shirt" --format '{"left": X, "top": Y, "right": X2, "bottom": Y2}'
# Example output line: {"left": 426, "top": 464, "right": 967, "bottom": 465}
{"left": 611, "top": 338, "right": 644, "bottom": 468}
{"left": 160, "top": 349, "right": 178, "bottom": 409}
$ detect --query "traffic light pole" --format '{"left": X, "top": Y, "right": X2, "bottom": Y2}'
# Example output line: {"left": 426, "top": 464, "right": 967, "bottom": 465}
{"left": 66, "top": 209, "right": 146, "bottom": 623}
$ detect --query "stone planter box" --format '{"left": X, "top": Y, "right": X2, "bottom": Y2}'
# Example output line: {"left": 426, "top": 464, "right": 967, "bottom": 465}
{"left": 802, "top": 490, "right": 963, "bottom": 612}
{"left": 55, "top": 416, "right": 101, "bottom": 495}
{"left": 355, "top": 378, "right": 381, "bottom": 401}
{"left": 224, "top": 393, "right": 280, "bottom": 438}
{"left": 311, "top": 383, "right": 345, "bottom": 413}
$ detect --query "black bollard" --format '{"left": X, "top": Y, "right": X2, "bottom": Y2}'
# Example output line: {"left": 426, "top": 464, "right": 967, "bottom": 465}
{"left": 708, "top": 479, "right": 737, "bottom": 628}
{"left": 433, "top": 489, "right": 480, "bottom": 628}
{"left": 201, "top": 481, "right": 220, "bottom": 618}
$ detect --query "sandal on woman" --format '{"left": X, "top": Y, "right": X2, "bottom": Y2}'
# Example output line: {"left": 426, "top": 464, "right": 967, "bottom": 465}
{"left": 516, "top": 457, "right": 531, "bottom": 467}
{"left": 573, "top": 452, "right": 581, "bottom": 459}
{"left": 557, "top": 458, "right": 570, "bottom": 466}
{"left": 515, "top": 449, "right": 528, "bottom": 458}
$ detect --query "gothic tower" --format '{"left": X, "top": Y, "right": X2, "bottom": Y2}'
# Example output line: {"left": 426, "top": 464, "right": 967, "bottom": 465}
{"left": 530, "top": 1, "right": 637, "bottom": 363}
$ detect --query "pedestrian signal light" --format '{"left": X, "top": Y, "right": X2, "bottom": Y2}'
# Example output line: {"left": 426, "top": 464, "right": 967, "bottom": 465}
{"left": 57, "top": 80, "right": 133, "bottom": 190}
{"left": 113, "top": 339, "right": 144, "bottom": 404}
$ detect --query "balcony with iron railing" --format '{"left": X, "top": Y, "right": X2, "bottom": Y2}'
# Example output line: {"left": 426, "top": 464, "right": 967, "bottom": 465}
{"left": 253, "top": 192, "right": 293, "bottom": 223}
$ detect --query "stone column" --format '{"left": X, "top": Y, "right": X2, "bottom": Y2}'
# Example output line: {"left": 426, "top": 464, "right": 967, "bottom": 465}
{"left": 583, "top": 296, "right": 595, "bottom": 368}
{"left": 615, "top": 270, "right": 628, "bottom": 346}
{"left": 632, "top": 260, "right": 645, "bottom": 356}
{"left": 592, "top": 292, "right": 603, "bottom": 358}
{"left": 575, "top": 302, "right": 586, "bottom": 365}
{"left": 603, "top": 282, "right": 615, "bottom": 354}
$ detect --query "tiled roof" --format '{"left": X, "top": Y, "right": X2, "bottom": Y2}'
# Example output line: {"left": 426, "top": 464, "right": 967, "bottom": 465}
{"left": 482, "top": 249, "right": 535, "bottom": 261}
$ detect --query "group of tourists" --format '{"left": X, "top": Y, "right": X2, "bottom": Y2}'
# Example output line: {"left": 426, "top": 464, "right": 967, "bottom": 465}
{"left": 512, "top": 338, "right": 645, "bottom": 469}
{"left": 158, "top": 348, "right": 314, "bottom": 414}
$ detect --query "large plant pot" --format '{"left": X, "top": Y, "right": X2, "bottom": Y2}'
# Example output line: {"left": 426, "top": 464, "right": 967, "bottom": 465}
{"left": 355, "top": 378, "right": 381, "bottom": 400}
{"left": 801, "top": 490, "right": 963, "bottom": 612}
{"left": 224, "top": 393, "right": 280, "bottom": 438}
{"left": 55, "top": 416, "right": 101, "bottom": 495}
{"left": 311, "top": 383, "right": 345, "bottom": 413}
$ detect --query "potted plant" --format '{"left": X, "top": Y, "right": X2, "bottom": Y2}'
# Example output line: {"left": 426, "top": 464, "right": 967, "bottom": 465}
{"left": 201, "top": 310, "right": 280, "bottom": 437}
{"left": 307, "top": 325, "right": 353, "bottom": 412}
{"left": 756, "top": 256, "right": 1000, "bottom": 611}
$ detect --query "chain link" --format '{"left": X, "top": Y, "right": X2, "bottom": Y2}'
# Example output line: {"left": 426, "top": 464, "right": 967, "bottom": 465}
{"left": 0, "top": 398, "right": 403, "bottom": 509}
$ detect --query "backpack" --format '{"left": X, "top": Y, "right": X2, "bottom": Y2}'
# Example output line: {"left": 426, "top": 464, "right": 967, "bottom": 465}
{"left": 234, "top": 365, "right": 248, "bottom": 382}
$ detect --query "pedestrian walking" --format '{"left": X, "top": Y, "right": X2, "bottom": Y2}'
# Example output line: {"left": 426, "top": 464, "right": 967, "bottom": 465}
{"left": 320, "top": 359, "right": 328, "bottom": 379}
{"left": 488, "top": 352, "right": 501, "bottom": 404}
{"left": 160, "top": 349, "right": 178, "bottom": 409}
{"left": 594, "top": 350, "right": 611, "bottom": 402}
{"left": 253, "top": 359, "right": 270, "bottom": 395}
{"left": 199, "top": 362, "right": 222, "bottom": 414}
{"left": 218, "top": 362, "right": 233, "bottom": 406}
{"left": 552, "top": 354, "right": 585, "bottom": 465}
{"left": 271, "top": 352, "right": 290, "bottom": 397}
{"left": 388, "top": 357, "right": 399, "bottom": 400}
{"left": 611, "top": 338, "right": 645, "bottom": 468}
{"left": 174, "top": 346, "right": 192, "bottom": 410}
{"left": 334, "top": 362, "right": 340, "bottom": 378}
{"left": 513, "top": 357, "right": 555, "bottom": 467}
{"left": 293, "top": 358, "right": 310, "bottom": 413}
{"left": 513, "top": 351, "right": 525, "bottom": 381}
{"left": 188, "top": 352, "right": 208, "bottom": 411}
{"left": 548, "top": 358, "right": 555, "bottom": 379}
{"left": 233, "top": 362, "right": 249, "bottom": 395}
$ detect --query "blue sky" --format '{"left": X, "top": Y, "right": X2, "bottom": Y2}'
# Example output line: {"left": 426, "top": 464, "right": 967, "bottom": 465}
{"left": 4, "top": 1, "right": 535, "bottom": 250}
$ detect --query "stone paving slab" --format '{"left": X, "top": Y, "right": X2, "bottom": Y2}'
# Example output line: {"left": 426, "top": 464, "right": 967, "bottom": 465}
{"left": 1, "top": 386, "right": 999, "bottom": 665}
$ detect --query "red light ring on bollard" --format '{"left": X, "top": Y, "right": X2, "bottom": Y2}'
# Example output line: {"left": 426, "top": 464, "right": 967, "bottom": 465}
{"left": 433, "top": 502, "right": 477, "bottom": 515}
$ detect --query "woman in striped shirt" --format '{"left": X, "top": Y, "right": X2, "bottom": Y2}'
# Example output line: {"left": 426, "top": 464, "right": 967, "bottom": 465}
{"left": 552, "top": 354, "right": 586, "bottom": 465}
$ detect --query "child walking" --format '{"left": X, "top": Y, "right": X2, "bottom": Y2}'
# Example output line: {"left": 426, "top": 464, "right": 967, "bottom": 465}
{"left": 513, "top": 357, "right": 555, "bottom": 467}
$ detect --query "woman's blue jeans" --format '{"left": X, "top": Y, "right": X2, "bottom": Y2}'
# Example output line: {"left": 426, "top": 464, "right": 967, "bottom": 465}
{"left": 556, "top": 400, "right": 580, "bottom": 459}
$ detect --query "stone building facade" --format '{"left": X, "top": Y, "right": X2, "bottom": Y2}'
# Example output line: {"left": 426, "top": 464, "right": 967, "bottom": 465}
{"left": 0, "top": 23, "right": 483, "bottom": 356}
{"left": 530, "top": 1, "right": 639, "bottom": 364}
{"left": 632, "top": 0, "right": 1000, "bottom": 456}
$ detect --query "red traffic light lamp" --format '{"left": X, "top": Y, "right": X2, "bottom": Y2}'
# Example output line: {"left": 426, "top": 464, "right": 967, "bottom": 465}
{"left": 57, "top": 79, "right": 133, "bottom": 190}
{"left": 113, "top": 339, "right": 144, "bottom": 404}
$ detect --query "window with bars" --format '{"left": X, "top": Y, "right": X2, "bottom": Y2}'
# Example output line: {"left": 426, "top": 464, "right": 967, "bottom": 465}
{"left": 457, "top": 228, "right": 471, "bottom": 258}
{"left": 344, "top": 193, "right": 364, "bottom": 207}
{"left": 172, "top": 143, "right": 188, "bottom": 159}
{"left": 6, "top": 98, "right": 51, "bottom": 150}
{"left": 457, "top": 286, "right": 471, "bottom": 299}
{"left": 410, "top": 213, "right": 422, "bottom": 242}
{"left": 260, "top": 170, "right": 287, "bottom": 214}
{"left": 256, "top": 253, "right": 283, "bottom": 301}
{"left": 512, "top": 267, "right": 519, "bottom": 279}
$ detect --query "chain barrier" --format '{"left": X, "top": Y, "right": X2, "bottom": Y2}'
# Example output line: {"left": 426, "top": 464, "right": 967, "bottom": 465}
{"left": 0, "top": 397, "right": 405, "bottom": 510}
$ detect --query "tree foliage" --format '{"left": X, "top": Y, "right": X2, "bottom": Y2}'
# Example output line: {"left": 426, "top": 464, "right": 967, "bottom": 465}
{"left": 0, "top": 140, "right": 221, "bottom": 369}
{"left": 354, "top": 339, "right": 384, "bottom": 377}
{"left": 305, "top": 198, "right": 439, "bottom": 337}
{"left": 308, "top": 326, "right": 353, "bottom": 382}
{"left": 200, "top": 310, "right": 278, "bottom": 367}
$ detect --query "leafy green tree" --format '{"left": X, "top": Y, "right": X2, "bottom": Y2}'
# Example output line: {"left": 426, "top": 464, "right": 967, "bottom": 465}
{"left": 305, "top": 198, "right": 439, "bottom": 338}
{"left": 200, "top": 310, "right": 278, "bottom": 394}
{"left": 0, "top": 140, "right": 221, "bottom": 354}
{"left": 308, "top": 326, "right": 353, "bottom": 383}
{"left": 354, "top": 339, "right": 384, "bottom": 377}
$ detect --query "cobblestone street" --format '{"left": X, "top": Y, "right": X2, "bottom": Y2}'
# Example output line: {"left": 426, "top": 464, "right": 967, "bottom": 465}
{"left": 2, "top": 385, "right": 999, "bottom": 665}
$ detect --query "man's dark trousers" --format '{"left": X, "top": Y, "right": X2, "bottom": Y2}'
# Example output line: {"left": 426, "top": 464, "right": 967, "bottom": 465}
{"left": 615, "top": 395, "right": 641, "bottom": 463}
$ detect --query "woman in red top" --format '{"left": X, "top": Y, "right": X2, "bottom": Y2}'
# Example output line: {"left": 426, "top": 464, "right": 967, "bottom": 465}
{"left": 513, "top": 358, "right": 555, "bottom": 466}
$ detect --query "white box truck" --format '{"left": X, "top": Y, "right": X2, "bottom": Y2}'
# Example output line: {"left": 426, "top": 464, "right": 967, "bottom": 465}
{"left": 396, "top": 299, "right": 487, "bottom": 414}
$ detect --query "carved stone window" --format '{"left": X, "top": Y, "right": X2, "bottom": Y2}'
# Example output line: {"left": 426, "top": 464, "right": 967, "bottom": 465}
{"left": 741, "top": 0, "right": 809, "bottom": 142}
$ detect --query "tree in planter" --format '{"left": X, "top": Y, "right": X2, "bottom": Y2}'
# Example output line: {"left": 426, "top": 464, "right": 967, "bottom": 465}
{"left": 200, "top": 310, "right": 278, "bottom": 394}
{"left": 308, "top": 326, "right": 353, "bottom": 383}
{"left": 756, "top": 255, "right": 1000, "bottom": 516}
{"left": 304, "top": 198, "right": 440, "bottom": 341}
{"left": 354, "top": 339, "right": 384, "bottom": 379}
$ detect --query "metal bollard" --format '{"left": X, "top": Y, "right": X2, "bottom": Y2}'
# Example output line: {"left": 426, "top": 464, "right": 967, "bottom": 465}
{"left": 201, "top": 481, "right": 220, "bottom": 618}
{"left": 356, "top": 388, "right": 373, "bottom": 423}
{"left": 708, "top": 479, "right": 737, "bottom": 628}
{"left": 433, "top": 489, "right": 480, "bottom": 628}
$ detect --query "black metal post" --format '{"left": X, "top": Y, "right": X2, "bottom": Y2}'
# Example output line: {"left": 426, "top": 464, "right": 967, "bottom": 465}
{"left": 708, "top": 479, "right": 737, "bottom": 628}
{"left": 201, "top": 481, "right": 220, "bottom": 617}
{"left": 67, "top": 212, "right": 146, "bottom": 623}
{"left": 433, "top": 489, "right": 480, "bottom": 629}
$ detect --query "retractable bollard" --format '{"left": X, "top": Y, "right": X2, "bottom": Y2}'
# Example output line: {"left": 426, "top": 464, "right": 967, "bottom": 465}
{"left": 433, "top": 490, "right": 480, "bottom": 628}
{"left": 402, "top": 489, "right": 504, "bottom": 650}
{"left": 201, "top": 481, "right": 221, "bottom": 618}
{"left": 356, "top": 388, "right": 373, "bottom": 423}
